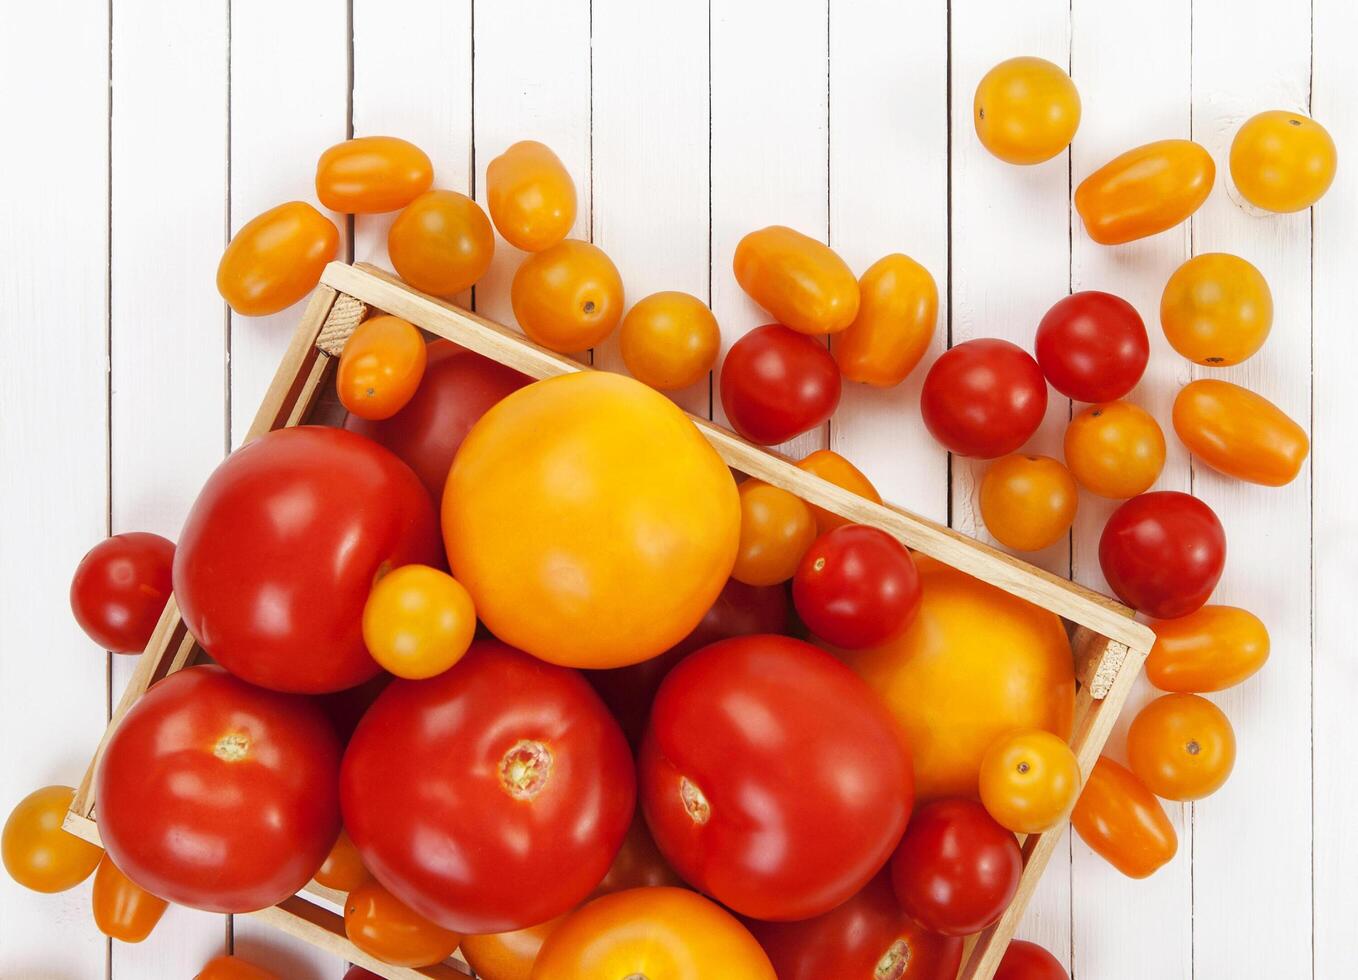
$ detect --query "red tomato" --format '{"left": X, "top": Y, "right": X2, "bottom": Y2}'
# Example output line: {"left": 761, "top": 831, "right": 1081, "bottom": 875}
{"left": 174, "top": 426, "right": 440, "bottom": 693}
{"left": 920, "top": 339, "right": 1048, "bottom": 458}
{"left": 343, "top": 969, "right": 383, "bottom": 980}
{"left": 719, "top": 324, "right": 841, "bottom": 445}
{"left": 69, "top": 532, "right": 174, "bottom": 653}
{"left": 889, "top": 798, "right": 1022, "bottom": 937}
{"left": 1034, "top": 291, "right": 1149, "bottom": 403}
{"left": 341, "top": 640, "right": 634, "bottom": 934}
{"left": 95, "top": 665, "right": 341, "bottom": 912}
{"left": 995, "top": 940, "right": 1069, "bottom": 980}
{"left": 1099, "top": 491, "right": 1226, "bottom": 619}
{"left": 640, "top": 635, "right": 912, "bottom": 921}
{"left": 792, "top": 524, "right": 921, "bottom": 649}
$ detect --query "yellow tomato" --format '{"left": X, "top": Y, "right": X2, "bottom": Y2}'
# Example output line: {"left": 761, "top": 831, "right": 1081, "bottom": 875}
{"left": 486, "top": 140, "right": 577, "bottom": 252}
{"left": 314, "top": 829, "right": 369, "bottom": 893}
{"left": 978, "top": 454, "right": 1078, "bottom": 552}
{"left": 92, "top": 853, "right": 168, "bottom": 943}
{"left": 1064, "top": 401, "right": 1166, "bottom": 498}
{"left": 337, "top": 315, "right": 428, "bottom": 421}
{"left": 315, "top": 136, "right": 433, "bottom": 214}
{"left": 733, "top": 226, "right": 860, "bottom": 335}
{"left": 511, "top": 239, "right": 625, "bottom": 353}
{"left": 1160, "top": 253, "right": 1272, "bottom": 366}
{"left": 217, "top": 202, "right": 339, "bottom": 316}
{"left": 1075, "top": 140, "right": 1215, "bottom": 245}
{"left": 362, "top": 564, "right": 476, "bottom": 679}
{"left": 1127, "top": 693, "right": 1236, "bottom": 802}
{"left": 1071, "top": 757, "right": 1177, "bottom": 879}
{"left": 1147, "top": 605, "right": 1269, "bottom": 693}
{"left": 731, "top": 479, "right": 818, "bottom": 586}
{"left": 795, "top": 449, "right": 883, "bottom": 533}
{"left": 619, "top": 291, "right": 720, "bottom": 390}
{"left": 1172, "top": 379, "right": 1309, "bottom": 487}
{"left": 833, "top": 253, "right": 938, "bottom": 386}
{"left": 3, "top": 785, "right": 102, "bottom": 893}
{"left": 195, "top": 956, "right": 280, "bottom": 980}
{"left": 978, "top": 729, "right": 1081, "bottom": 834}
{"left": 1230, "top": 110, "right": 1337, "bottom": 212}
{"left": 388, "top": 190, "right": 496, "bottom": 297}
{"left": 973, "top": 56, "right": 1081, "bottom": 165}
{"left": 345, "top": 878, "right": 462, "bottom": 968}
{"left": 461, "top": 916, "right": 564, "bottom": 980}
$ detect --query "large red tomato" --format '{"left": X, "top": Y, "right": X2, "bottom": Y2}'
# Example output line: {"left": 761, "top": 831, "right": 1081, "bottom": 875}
{"left": 1099, "top": 491, "right": 1226, "bottom": 618}
{"left": 920, "top": 339, "right": 1048, "bottom": 458}
{"left": 640, "top": 635, "right": 912, "bottom": 921}
{"left": 95, "top": 665, "right": 341, "bottom": 912}
{"left": 1034, "top": 291, "right": 1149, "bottom": 403}
{"left": 719, "top": 324, "right": 841, "bottom": 445}
{"left": 69, "top": 532, "right": 175, "bottom": 653}
{"left": 995, "top": 940, "right": 1069, "bottom": 980}
{"left": 341, "top": 640, "right": 635, "bottom": 934}
{"left": 174, "top": 426, "right": 440, "bottom": 693}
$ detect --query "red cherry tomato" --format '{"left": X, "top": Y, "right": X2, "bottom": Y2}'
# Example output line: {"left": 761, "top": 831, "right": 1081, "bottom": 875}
{"left": 719, "top": 324, "right": 841, "bottom": 445}
{"left": 1034, "top": 291, "right": 1149, "bottom": 402}
{"left": 343, "top": 969, "right": 383, "bottom": 980}
{"left": 69, "top": 532, "right": 175, "bottom": 654}
{"left": 792, "top": 524, "right": 921, "bottom": 649}
{"left": 1099, "top": 491, "right": 1226, "bottom": 619}
{"left": 995, "top": 940, "right": 1069, "bottom": 980}
{"left": 920, "top": 339, "right": 1048, "bottom": 458}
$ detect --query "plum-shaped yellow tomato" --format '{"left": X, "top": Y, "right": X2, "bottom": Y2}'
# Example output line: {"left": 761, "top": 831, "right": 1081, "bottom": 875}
{"left": 443, "top": 372, "right": 740, "bottom": 669}
{"left": 1230, "top": 110, "right": 1337, "bottom": 213}
{"left": 974, "top": 56, "right": 1081, "bottom": 165}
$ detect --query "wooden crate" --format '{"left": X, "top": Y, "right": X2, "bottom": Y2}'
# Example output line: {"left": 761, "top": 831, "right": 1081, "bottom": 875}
{"left": 64, "top": 261, "right": 1155, "bottom": 980}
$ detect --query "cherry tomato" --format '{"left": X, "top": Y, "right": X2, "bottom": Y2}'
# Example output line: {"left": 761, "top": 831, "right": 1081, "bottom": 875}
{"left": 1075, "top": 140, "right": 1215, "bottom": 245}
{"left": 315, "top": 829, "right": 369, "bottom": 893}
{"left": 345, "top": 877, "right": 462, "bottom": 968}
{"left": 978, "top": 729, "right": 1081, "bottom": 834}
{"left": 1172, "top": 379, "right": 1309, "bottom": 486}
{"left": 731, "top": 479, "right": 818, "bottom": 586}
{"left": 1127, "top": 693, "right": 1236, "bottom": 802}
{"left": 195, "top": 956, "right": 279, "bottom": 980}
{"left": 641, "top": 636, "right": 912, "bottom": 921}
{"left": 720, "top": 323, "right": 841, "bottom": 445}
{"left": 1230, "top": 110, "right": 1337, "bottom": 212}
{"left": 973, "top": 57, "right": 1081, "bottom": 165}
{"left": 1099, "top": 491, "right": 1225, "bottom": 618}
{"left": 2, "top": 785, "right": 102, "bottom": 893}
{"left": 92, "top": 853, "right": 167, "bottom": 943}
{"left": 388, "top": 190, "right": 495, "bottom": 297}
{"left": 343, "top": 969, "right": 383, "bottom": 980}
{"left": 793, "top": 524, "right": 921, "bottom": 649}
{"left": 833, "top": 253, "right": 938, "bottom": 386}
{"left": 217, "top": 201, "right": 339, "bottom": 316}
{"left": 1064, "top": 401, "right": 1166, "bottom": 499}
{"left": 460, "top": 916, "right": 563, "bottom": 980}
{"left": 486, "top": 140, "right": 577, "bottom": 252}
{"left": 1071, "top": 757, "right": 1177, "bottom": 878}
{"left": 337, "top": 314, "right": 428, "bottom": 420}
{"left": 511, "top": 239, "right": 625, "bottom": 353}
{"left": 890, "top": 798, "right": 1022, "bottom": 937}
{"left": 1160, "top": 253, "right": 1272, "bottom": 366}
{"left": 920, "top": 339, "right": 1048, "bottom": 458}
{"left": 796, "top": 448, "right": 884, "bottom": 533}
{"left": 733, "top": 226, "right": 860, "bottom": 335}
{"left": 315, "top": 136, "right": 433, "bottom": 214}
{"left": 361, "top": 564, "right": 475, "bottom": 679}
{"left": 979, "top": 454, "right": 1079, "bottom": 552}
{"left": 994, "top": 940, "right": 1069, "bottom": 980}
{"left": 1147, "top": 605, "right": 1269, "bottom": 693}
{"left": 619, "top": 290, "right": 720, "bottom": 390}
{"left": 1034, "top": 291, "right": 1149, "bottom": 402}
{"left": 69, "top": 531, "right": 174, "bottom": 653}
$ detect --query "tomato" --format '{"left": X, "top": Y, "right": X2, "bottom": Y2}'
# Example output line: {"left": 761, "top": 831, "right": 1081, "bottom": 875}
{"left": 731, "top": 479, "right": 817, "bottom": 586}
{"left": 979, "top": 454, "right": 1079, "bottom": 552}
{"left": 341, "top": 641, "right": 634, "bottom": 933}
{"left": 733, "top": 226, "right": 860, "bottom": 335}
{"left": 315, "top": 828, "right": 369, "bottom": 893}
{"left": 343, "top": 969, "right": 383, "bottom": 980}
{"left": 1099, "top": 491, "right": 1225, "bottom": 619}
{"left": 920, "top": 339, "right": 1048, "bottom": 459}
{"left": 973, "top": 57, "right": 1081, "bottom": 165}
{"left": 91, "top": 853, "right": 167, "bottom": 943}
{"left": 217, "top": 201, "right": 339, "bottom": 316}
{"left": 1071, "top": 757, "right": 1177, "bottom": 878}
{"left": 2, "top": 785, "right": 102, "bottom": 893}
{"left": 511, "top": 239, "right": 625, "bottom": 353}
{"left": 994, "top": 940, "right": 1069, "bottom": 980}
{"left": 1230, "top": 110, "right": 1337, "bottom": 212}
{"left": 337, "top": 314, "right": 428, "bottom": 420}
{"left": 796, "top": 448, "right": 884, "bottom": 533}
{"left": 314, "top": 673, "right": 393, "bottom": 744}
{"left": 195, "top": 956, "right": 279, "bottom": 980}
{"left": 1147, "top": 605, "right": 1269, "bottom": 693}
{"left": 1034, "top": 291, "right": 1149, "bottom": 402}
{"left": 889, "top": 798, "right": 1022, "bottom": 937}
{"left": 1075, "top": 140, "right": 1215, "bottom": 245}
{"left": 1127, "top": 693, "right": 1235, "bottom": 802}
{"left": 315, "top": 136, "right": 433, "bottom": 214}
{"left": 793, "top": 524, "right": 921, "bottom": 649}
{"left": 176, "top": 426, "right": 440, "bottom": 692}
{"left": 486, "top": 140, "right": 577, "bottom": 252}
{"left": 843, "top": 554, "right": 1074, "bottom": 800}
{"left": 361, "top": 564, "right": 475, "bottom": 679}
{"left": 444, "top": 372, "right": 739, "bottom": 669}
{"left": 69, "top": 531, "right": 174, "bottom": 653}
{"left": 461, "top": 917, "right": 563, "bottom": 980}
{"left": 833, "top": 253, "right": 937, "bottom": 386}
{"left": 1160, "top": 253, "right": 1272, "bottom": 366}
{"left": 720, "top": 323, "right": 841, "bottom": 445}
{"left": 1064, "top": 401, "right": 1166, "bottom": 499}
{"left": 619, "top": 290, "right": 720, "bottom": 390}
{"left": 388, "top": 190, "right": 495, "bottom": 297}
{"left": 1172, "top": 379, "right": 1309, "bottom": 486}
{"left": 978, "top": 729, "right": 1080, "bottom": 834}
{"left": 594, "top": 815, "right": 682, "bottom": 894}
{"left": 641, "top": 636, "right": 912, "bottom": 920}
{"left": 345, "top": 878, "right": 461, "bottom": 967}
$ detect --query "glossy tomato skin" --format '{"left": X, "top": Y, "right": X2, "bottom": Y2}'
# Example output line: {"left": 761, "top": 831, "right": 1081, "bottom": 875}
{"left": 388, "top": 190, "right": 495, "bottom": 297}
{"left": 175, "top": 426, "right": 440, "bottom": 693}
{"left": 344, "top": 878, "right": 462, "bottom": 968}
{"left": 920, "top": 339, "right": 1048, "bottom": 458}
{"left": 1071, "top": 757, "right": 1177, "bottom": 879}
{"left": 731, "top": 480, "right": 817, "bottom": 586}
{"left": 1075, "top": 140, "right": 1214, "bottom": 245}
{"left": 619, "top": 290, "right": 720, "bottom": 391}
{"left": 793, "top": 524, "right": 922, "bottom": 649}
{"left": 1034, "top": 291, "right": 1148, "bottom": 402}
{"left": 978, "top": 730, "right": 1081, "bottom": 834}
{"left": 2, "top": 785, "right": 103, "bottom": 893}
{"left": 195, "top": 956, "right": 279, "bottom": 980}
{"left": 1172, "top": 379, "right": 1309, "bottom": 487}
{"left": 1064, "top": 401, "right": 1167, "bottom": 499}
{"left": 1126, "top": 693, "right": 1236, "bottom": 801}
{"left": 69, "top": 531, "right": 175, "bottom": 653}
{"left": 1099, "top": 491, "right": 1225, "bottom": 619}
{"left": 973, "top": 57, "right": 1080, "bottom": 165}
{"left": 336, "top": 315, "right": 428, "bottom": 421}
{"left": 511, "top": 239, "right": 625, "bottom": 353}
{"left": 994, "top": 940, "right": 1069, "bottom": 980}
{"left": 92, "top": 853, "right": 168, "bottom": 943}
{"left": 733, "top": 226, "right": 860, "bottom": 335}
{"left": 833, "top": 253, "right": 938, "bottom": 386}
{"left": 96, "top": 665, "right": 342, "bottom": 912}
{"left": 720, "top": 323, "right": 841, "bottom": 445}
{"left": 1230, "top": 110, "right": 1337, "bottom": 212}
{"left": 1146, "top": 605, "right": 1269, "bottom": 693}
{"left": 486, "top": 140, "right": 577, "bottom": 252}
{"left": 316, "top": 136, "right": 434, "bottom": 214}
{"left": 1160, "top": 253, "right": 1272, "bottom": 366}
{"left": 796, "top": 449, "right": 884, "bottom": 533}
{"left": 979, "top": 454, "right": 1079, "bottom": 552}
{"left": 341, "top": 640, "right": 635, "bottom": 934}
{"left": 360, "top": 564, "right": 476, "bottom": 680}
{"left": 217, "top": 202, "right": 339, "bottom": 316}
{"left": 315, "top": 829, "right": 369, "bottom": 893}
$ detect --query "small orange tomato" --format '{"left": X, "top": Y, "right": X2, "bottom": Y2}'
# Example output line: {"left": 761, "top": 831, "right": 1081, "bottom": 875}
{"left": 733, "top": 226, "right": 860, "bottom": 335}
{"left": 1230, "top": 110, "right": 1337, "bottom": 213}
{"left": 833, "top": 253, "right": 938, "bottom": 386}
{"left": 218, "top": 202, "right": 340, "bottom": 316}
{"left": 316, "top": 136, "right": 434, "bottom": 214}
{"left": 973, "top": 56, "right": 1081, "bottom": 165}
{"left": 1160, "top": 253, "right": 1272, "bottom": 366}
{"left": 619, "top": 291, "right": 720, "bottom": 390}
{"left": 1071, "top": 757, "right": 1177, "bottom": 879}
{"left": 486, "top": 141, "right": 577, "bottom": 252}
{"left": 3, "top": 785, "right": 102, "bottom": 893}
{"left": 345, "top": 878, "right": 462, "bottom": 968}
{"left": 388, "top": 190, "right": 495, "bottom": 297}
{"left": 195, "top": 956, "right": 280, "bottom": 980}
{"left": 795, "top": 449, "right": 883, "bottom": 533}
{"left": 1172, "top": 379, "right": 1308, "bottom": 486}
{"left": 732, "top": 479, "right": 817, "bottom": 586}
{"left": 361, "top": 564, "right": 476, "bottom": 679}
{"left": 978, "top": 729, "right": 1081, "bottom": 834}
{"left": 314, "top": 829, "right": 369, "bottom": 893}
{"left": 511, "top": 240, "right": 625, "bottom": 353}
{"left": 1075, "top": 140, "right": 1215, "bottom": 245}
{"left": 1147, "top": 605, "right": 1269, "bottom": 693}
{"left": 460, "top": 916, "right": 564, "bottom": 980}
{"left": 1127, "top": 693, "right": 1236, "bottom": 801}
{"left": 978, "top": 454, "right": 1078, "bottom": 552}
{"left": 92, "top": 853, "right": 168, "bottom": 943}
{"left": 1064, "top": 401, "right": 1166, "bottom": 498}
{"left": 337, "top": 315, "right": 428, "bottom": 421}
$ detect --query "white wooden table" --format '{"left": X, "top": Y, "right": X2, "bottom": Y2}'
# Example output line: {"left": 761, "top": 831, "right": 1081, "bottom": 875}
{"left": 1, "top": 2, "right": 1352, "bottom": 978}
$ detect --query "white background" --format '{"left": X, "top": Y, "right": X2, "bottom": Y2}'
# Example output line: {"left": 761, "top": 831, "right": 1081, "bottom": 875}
{"left": 1, "top": 1, "right": 1353, "bottom": 978}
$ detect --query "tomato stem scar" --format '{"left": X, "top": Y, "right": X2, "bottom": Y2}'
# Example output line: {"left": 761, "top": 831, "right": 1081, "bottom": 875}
{"left": 214, "top": 733, "right": 250, "bottom": 762}
{"left": 679, "top": 776, "right": 710, "bottom": 825}
{"left": 1017, "top": 761, "right": 1030, "bottom": 774}
{"left": 583, "top": 300, "right": 596, "bottom": 314}
{"left": 876, "top": 939, "right": 911, "bottom": 980}
{"left": 1186, "top": 739, "right": 1201, "bottom": 756}
{"left": 500, "top": 739, "right": 553, "bottom": 800}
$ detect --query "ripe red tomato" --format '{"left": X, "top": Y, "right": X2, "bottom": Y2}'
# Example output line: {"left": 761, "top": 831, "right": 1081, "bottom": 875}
{"left": 175, "top": 426, "right": 440, "bottom": 693}
{"left": 920, "top": 339, "right": 1048, "bottom": 458}
{"left": 640, "top": 635, "right": 912, "bottom": 921}
{"left": 995, "top": 940, "right": 1069, "bottom": 980}
{"left": 1034, "top": 291, "right": 1149, "bottom": 402}
{"left": 96, "top": 665, "right": 341, "bottom": 912}
{"left": 719, "top": 324, "right": 841, "bottom": 445}
{"left": 341, "top": 640, "right": 634, "bottom": 934}
{"left": 69, "top": 532, "right": 175, "bottom": 653}
{"left": 792, "top": 524, "right": 921, "bottom": 649}
{"left": 1099, "top": 491, "right": 1226, "bottom": 619}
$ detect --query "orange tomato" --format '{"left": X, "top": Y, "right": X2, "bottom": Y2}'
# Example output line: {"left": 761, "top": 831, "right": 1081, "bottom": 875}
{"left": 978, "top": 729, "right": 1081, "bottom": 834}
{"left": 619, "top": 291, "right": 720, "bottom": 390}
{"left": 978, "top": 454, "right": 1078, "bottom": 552}
{"left": 1075, "top": 140, "right": 1215, "bottom": 245}
{"left": 511, "top": 239, "right": 625, "bottom": 353}
{"left": 195, "top": 956, "right": 280, "bottom": 980}
{"left": 1172, "top": 379, "right": 1309, "bottom": 486}
{"left": 388, "top": 190, "right": 495, "bottom": 297}
{"left": 1064, "top": 401, "right": 1166, "bottom": 498}
{"left": 731, "top": 479, "right": 818, "bottom": 586}
{"left": 91, "top": 853, "right": 167, "bottom": 943}
{"left": 832, "top": 253, "right": 937, "bottom": 386}
{"left": 2, "top": 785, "right": 102, "bottom": 893}
{"left": 361, "top": 564, "right": 476, "bottom": 679}
{"left": 795, "top": 449, "right": 884, "bottom": 533}
{"left": 1147, "top": 605, "right": 1269, "bottom": 693}
{"left": 315, "top": 136, "right": 433, "bottom": 214}
{"left": 461, "top": 916, "right": 564, "bottom": 980}
{"left": 973, "top": 56, "right": 1081, "bottom": 165}
{"left": 1127, "top": 693, "right": 1236, "bottom": 802}
{"left": 337, "top": 315, "right": 428, "bottom": 421}
{"left": 486, "top": 141, "right": 577, "bottom": 252}
{"left": 733, "top": 226, "right": 860, "bottom": 335}
{"left": 314, "top": 829, "right": 369, "bottom": 893}
{"left": 1160, "top": 253, "right": 1272, "bottom": 366}
{"left": 217, "top": 202, "right": 339, "bottom": 316}
{"left": 345, "top": 878, "right": 462, "bottom": 968}
{"left": 1230, "top": 110, "right": 1337, "bottom": 212}
{"left": 1071, "top": 757, "right": 1177, "bottom": 879}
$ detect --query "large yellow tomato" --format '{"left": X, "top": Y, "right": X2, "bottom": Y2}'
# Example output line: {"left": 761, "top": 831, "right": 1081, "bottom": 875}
{"left": 443, "top": 372, "right": 740, "bottom": 669}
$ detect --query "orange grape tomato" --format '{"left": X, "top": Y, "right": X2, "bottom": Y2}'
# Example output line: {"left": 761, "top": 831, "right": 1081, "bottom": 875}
{"left": 486, "top": 140, "right": 578, "bottom": 252}
{"left": 973, "top": 56, "right": 1081, "bottom": 165}
{"left": 92, "top": 852, "right": 168, "bottom": 944}
{"left": 731, "top": 479, "right": 818, "bottom": 587}
{"left": 795, "top": 449, "right": 884, "bottom": 533}
{"left": 1160, "top": 253, "right": 1272, "bottom": 366}
{"left": 832, "top": 253, "right": 938, "bottom": 386}
{"left": 511, "top": 239, "right": 625, "bottom": 353}
{"left": 316, "top": 136, "right": 434, "bottom": 214}
{"left": 2, "top": 785, "right": 102, "bottom": 893}
{"left": 1172, "top": 379, "right": 1309, "bottom": 487}
{"left": 733, "top": 225, "right": 860, "bottom": 335}
{"left": 1230, "top": 110, "right": 1337, "bottom": 212}
{"left": 1074, "top": 140, "right": 1214, "bottom": 245}
{"left": 1063, "top": 401, "right": 1166, "bottom": 499}
{"left": 217, "top": 201, "right": 340, "bottom": 316}
{"left": 618, "top": 291, "right": 720, "bottom": 390}
{"left": 337, "top": 315, "right": 428, "bottom": 421}
{"left": 1127, "top": 693, "right": 1236, "bottom": 802}
{"left": 1071, "top": 757, "right": 1177, "bottom": 879}
{"left": 195, "top": 956, "right": 281, "bottom": 980}
{"left": 388, "top": 190, "right": 495, "bottom": 298}
{"left": 1147, "top": 605, "right": 1269, "bottom": 693}
{"left": 361, "top": 564, "right": 476, "bottom": 679}
{"left": 978, "top": 454, "right": 1078, "bottom": 552}
{"left": 314, "top": 828, "right": 370, "bottom": 893}
{"left": 460, "top": 916, "right": 564, "bottom": 980}
{"left": 978, "top": 729, "right": 1081, "bottom": 834}
{"left": 345, "top": 878, "right": 462, "bottom": 968}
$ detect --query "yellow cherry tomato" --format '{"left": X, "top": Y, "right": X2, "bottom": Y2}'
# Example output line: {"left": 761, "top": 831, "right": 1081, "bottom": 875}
{"left": 511, "top": 239, "right": 625, "bottom": 353}
{"left": 1230, "top": 110, "right": 1337, "bottom": 212}
{"left": 833, "top": 253, "right": 938, "bottom": 386}
{"left": 731, "top": 479, "right": 818, "bottom": 586}
{"left": 1064, "top": 401, "right": 1166, "bottom": 498}
{"left": 388, "top": 190, "right": 495, "bottom": 298}
{"left": 345, "top": 878, "right": 462, "bottom": 968}
{"left": 217, "top": 202, "right": 340, "bottom": 316}
{"left": 1172, "top": 379, "right": 1309, "bottom": 487}
{"left": 1160, "top": 253, "right": 1272, "bottom": 366}
{"left": 795, "top": 449, "right": 883, "bottom": 533}
{"left": 1071, "top": 757, "right": 1177, "bottom": 879}
{"left": 973, "top": 56, "right": 1081, "bottom": 165}
{"left": 461, "top": 916, "right": 564, "bottom": 980}
{"left": 195, "top": 956, "right": 280, "bottom": 980}
{"left": 92, "top": 853, "right": 168, "bottom": 944}
{"left": 619, "top": 291, "right": 720, "bottom": 390}
{"left": 486, "top": 140, "right": 577, "bottom": 252}
{"left": 1127, "top": 693, "right": 1236, "bottom": 802}
{"left": 362, "top": 564, "right": 476, "bottom": 679}
{"left": 3, "top": 785, "right": 102, "bottom": 893}
{"left": 978, "top": 729, "right": 1081, "bottom": 834}
{"left": 314, "top": 829, "right": 370, "bottom": 893}
{"left": 733, "top": 226, "right": 860, "bottom": 335}
{"left": 315, "top": 136, "right": 434, "bottom": 214}
{"left": 1147, "top": 605, "right": 1269, "bottom": 693}
{"left": 1075, "top": 140, "right": 1215, "bottom": 245}
{"left": 978, "top": 454, "right": 1079, "bottom": 552}
{"left": 337, "top": 315, "right": 428, "bottom": 421}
